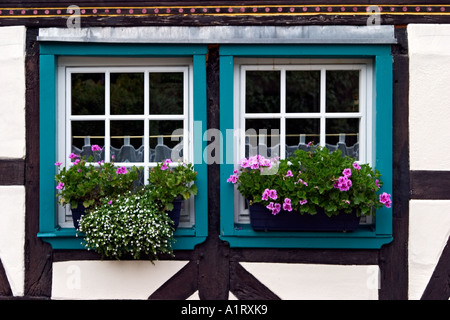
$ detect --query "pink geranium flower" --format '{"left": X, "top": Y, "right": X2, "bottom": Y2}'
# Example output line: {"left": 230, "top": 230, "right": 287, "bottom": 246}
{"left": 116, "top": 166, "right": 127, "bottom": 175}
{"left": 56, "top": 182, "right": 64, "bottom": 190}
{"left": 91, "top": 144, "right": 102, "bottom": 152}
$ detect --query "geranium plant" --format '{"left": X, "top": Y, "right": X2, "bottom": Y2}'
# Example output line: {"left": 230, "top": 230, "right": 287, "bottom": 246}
{"left": 55, "top": 145, "right": 140, "bottom": 210}
{"left": 78, "top": 189, "right": 175, "bottom": 260}
{"left": 228, "top": 144, "right": 391, "bottom": 217}
{"left": 146, "top": 159, "right": 198, "bottom": 212}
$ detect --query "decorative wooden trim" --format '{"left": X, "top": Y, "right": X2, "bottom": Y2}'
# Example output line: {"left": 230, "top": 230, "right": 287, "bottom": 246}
{"left": 411, "top": 171, "right": 450, "bottom": 200}
{"left": 2, "top": 4, "right": 450, "bottom": 19}
{"left": 0, "top": 159, "right": 25, "bottom": 185}
{"left": 421, "top": 235, "right": 450, "bottom": 300}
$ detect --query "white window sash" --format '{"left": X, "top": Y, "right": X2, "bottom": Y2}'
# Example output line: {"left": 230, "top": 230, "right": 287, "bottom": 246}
{"left": 57, "top": 60, "right": 194, "bottom": 228}
{"left": 233, "top": 60, "right": 373, "bottom": 224}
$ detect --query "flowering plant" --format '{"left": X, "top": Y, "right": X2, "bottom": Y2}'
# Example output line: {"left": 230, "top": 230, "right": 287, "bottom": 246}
{"left": 228, "top": 144, "right": 391, "bottom": 217}
{"left": 55, "top": 145, "right": 140, "bottom": 210}
{"left": 78, "top": 189, "right": 175, "bottom": 260}
{"left": 146, "top": 159, "right": 198, "bottom": 212}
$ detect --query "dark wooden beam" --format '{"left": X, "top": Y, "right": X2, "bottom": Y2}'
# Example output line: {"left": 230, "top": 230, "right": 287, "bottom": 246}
{"left": 0, "top": 258, "right": 12, "bottom": 297}
{"left": 378, "top": 26, "right": 410, "bottom": 300}
{"left": 421, "top": 236, "right": 450, "bottom": 300}
{"left": 411, "top": 171, "right": 450, "bottom": 200}
{"left": 0, "top": 159, "right": 25, "bottom": 185}
{"left": 23, "top": 28, "right": 53, "bottom": 298}
{"left": 230, "top": 262, "right": 280, "bottom": 300}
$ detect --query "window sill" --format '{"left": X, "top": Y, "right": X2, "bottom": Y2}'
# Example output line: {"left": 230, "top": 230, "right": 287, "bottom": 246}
{"left": 38, "top": 227, "right": 206, "bottom": 250}
{"left": 220, "top": 224, "right": 393, "bottom": 249}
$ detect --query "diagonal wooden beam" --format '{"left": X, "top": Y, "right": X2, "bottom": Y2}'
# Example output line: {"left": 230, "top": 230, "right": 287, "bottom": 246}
{"left": 421, "top": 236, "right": 450, "bottom": 300}
{"left": 0, "top": 258, "right": 12, "bottom": 297}
{"left": 230, "top": 262, "right": 280, "bottom": 300}
{"left": 148, "top": 261, "right": 198, "bottom": 300}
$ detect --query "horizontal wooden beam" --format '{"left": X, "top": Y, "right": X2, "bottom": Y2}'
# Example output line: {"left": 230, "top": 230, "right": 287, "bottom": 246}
{"left": 410, "top": 170, "right": 450, "bottom": 200}
{"left": 0, "top": 159, "right": 25, "bottom": 185}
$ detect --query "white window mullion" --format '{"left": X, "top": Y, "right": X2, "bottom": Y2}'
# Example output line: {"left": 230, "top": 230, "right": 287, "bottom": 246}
{"left": 320, "top": 68, "right": 326, "bottom": 147}
{"left": 104, "top": 71, "right": 111, "bottom": 162}
{"left": 143, "top": 70, "right": 150, "bottom": 182}
{"left": 280, "top": 68, "right": 286, "bottom": 159}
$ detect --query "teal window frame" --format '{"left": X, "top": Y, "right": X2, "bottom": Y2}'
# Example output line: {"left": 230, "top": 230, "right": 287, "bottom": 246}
{"left": 38, "top": 43, "right": 208, "bottom": 250}
{"left": 219, "top": 44, "right": 393, "bottom": 249}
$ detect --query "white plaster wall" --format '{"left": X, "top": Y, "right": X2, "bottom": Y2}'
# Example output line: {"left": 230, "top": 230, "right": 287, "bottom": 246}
{"left": 408, "top": 24, "right": 450, "bottom": 300}
{"left": 0, "top": 26, "right": 26, "bottom": 159}
{"left": 0, "top": 186, "right": 25, "bottom": 296}
{"left": 52, "top": 260, "right": 189, "bottom": 299}
{"left": 241, "top": 262, "right": 379, "bottom": 300}
{"left": 409, "top": 200, "right": 450, "bottom": 300}
{"left": 408, "top": 24, "right": 450, "bottom": 171}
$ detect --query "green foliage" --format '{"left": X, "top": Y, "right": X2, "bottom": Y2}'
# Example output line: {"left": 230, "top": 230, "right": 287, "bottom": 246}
{"left": 55, "top": 152, "right": 139, "bottom": 210}
{"left": 229, "top": 144, "right": 389, "bottom": 217}
{"left": 78, "top": 190, "right": 175, "bottom": 260}
{"left": 146, "top": 160, "right": 198, "bottom": 212}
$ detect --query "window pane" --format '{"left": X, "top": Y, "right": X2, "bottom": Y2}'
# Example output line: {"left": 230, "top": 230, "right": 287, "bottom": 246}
{"left": 326, "top": 70, "right": 359, "bottom": 112}
{"left": 286, "top": 71, "right": 320, "bottom": 113}
{"left": 286, "top": 118, "right": 320, "bottom": 157}
{"left": 71, "top": 73, "right": 105, "bottom": 115}
{"left": 110, "top": 120, "right": 144, "bottom": 163}
{"left": 326, "top": 118, "right": 360, "bottom": 160}
{"left": 149, "top": 120, "right": 184, "bottom": 162}
{"left": 245, "top": 118, "right": 280, "bottom": 158}
{"left": 149, "top": 73, "right": 184, "bottom": 115}
{"left": 246, "top": 71, "right": 280, "bottom": 113}
{"left": 71, "top": 121, "right": 105, "bottom": 161}
{"left": 110, "top": 73, "right": 144, "bottom": 115}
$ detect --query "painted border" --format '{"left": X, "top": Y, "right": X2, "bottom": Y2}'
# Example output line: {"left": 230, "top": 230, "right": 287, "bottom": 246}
{"left": 219, "top": 44, "right": 393, "bottom": 249}
{"left": 37, "top": 42, "right": 208, "bottom": 250}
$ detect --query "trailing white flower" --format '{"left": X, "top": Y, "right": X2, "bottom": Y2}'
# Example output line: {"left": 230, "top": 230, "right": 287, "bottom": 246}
{"left": 78, "top": 190, "right": 175, "bottom": 261}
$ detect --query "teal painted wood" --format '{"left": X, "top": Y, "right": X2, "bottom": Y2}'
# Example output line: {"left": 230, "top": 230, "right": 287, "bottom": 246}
{"left": 39, "top": 43, "right": 208, "bottom": 56}
{"left": 219, "top": 44, "right": 393, "bottom": 249}
{"left": 39, "top": 54, "right": 57, "bottom": 234}
{"left": 192, "top": 54, "right": 208, "bottom": 238}
{"left": 38, "top": 44, "right": 209, "bottom": 250}
{"left": 219, "top": 55, "right": 236, "bottom": 237}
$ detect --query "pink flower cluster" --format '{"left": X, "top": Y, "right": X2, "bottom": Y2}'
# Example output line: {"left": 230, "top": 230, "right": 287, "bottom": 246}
{"left": 334, "top": 167, "right": 353, "bottom": 192}
{"left": 160, "top": 159, "right": 172, "bottom": 171}
{"left": 379, "top": 192, "right": 392, "bottom": 208}
{"left": 261, "top": 188, "right": 277, "bottom": 201}
{"left": 227, "top": 170, "right": 239, "bottom": 183}
{"left": 116, "top": 166, "right": 127, "bottom": 174}
{"left": 266, "top": 202, "right": 282, "bottom": 215}
{"left": 240, "top": 155, "right": 273, "bottom": 170}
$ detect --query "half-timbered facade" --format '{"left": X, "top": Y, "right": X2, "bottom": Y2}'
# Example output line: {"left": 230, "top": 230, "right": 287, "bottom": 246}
{"left": 0, "top": 1, "right": 449, "bottom": 300}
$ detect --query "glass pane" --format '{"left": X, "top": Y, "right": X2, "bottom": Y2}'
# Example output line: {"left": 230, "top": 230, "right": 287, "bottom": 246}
{"left": 286, "top": 71, "right": 320, "bottom": 113}
{"left": 149, "top": 73, "right": 184, "bottom": 115}
{"left": 110, "top": 120, "right": 144, "bottom": 163}
{"left": 110, "top": 73, "right": 144, "bottom": 115}
{"left": 71, "top": 121, "right": 105, "bottom": 161}
{"left": 245, "top": 118, "right": 280, "bottom": 158}
{"left": 246, "top": 71, "right": 280, "bottom": 113}
{"left": 326, "top": 70, "right": 359, "bottom": 112}
{"left": 71, "top": 73, "right": 105, "bottom": 115}
{"left": 326, "top": 118, "right": 360, "bottom": 160}
{"left": 149, "top": 120, "right": 184, "bottom": 162}
{"left": 286, "top": 118, "right": 320, "bottom": 157}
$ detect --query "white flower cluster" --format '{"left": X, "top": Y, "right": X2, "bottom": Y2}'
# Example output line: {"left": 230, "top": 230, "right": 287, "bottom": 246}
{"left": 78, "top": 191, "right": 175, "bottom": 260}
